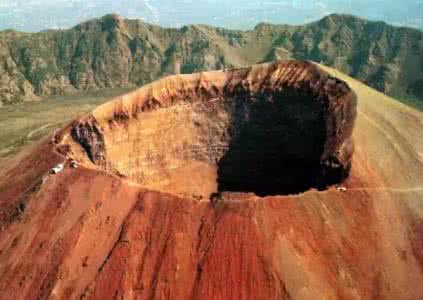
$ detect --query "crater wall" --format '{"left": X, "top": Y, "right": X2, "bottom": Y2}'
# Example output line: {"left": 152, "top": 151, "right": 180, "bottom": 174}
{"left": 62, "top": 61, "right": 357, "bottom": 197}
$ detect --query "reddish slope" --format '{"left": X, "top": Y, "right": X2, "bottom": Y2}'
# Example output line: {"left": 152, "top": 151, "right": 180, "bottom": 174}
{"left": 0, "top": 61, "right": 423, "bottom": 300}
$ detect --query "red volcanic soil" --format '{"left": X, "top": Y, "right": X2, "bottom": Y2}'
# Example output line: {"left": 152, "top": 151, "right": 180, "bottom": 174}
{"left": 1, "top": 61, "right": 423, "bottom": 300}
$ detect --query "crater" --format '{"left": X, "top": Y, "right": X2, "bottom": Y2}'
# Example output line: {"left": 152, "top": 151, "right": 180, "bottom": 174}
{"left": 62, "top": 61, "right": 357, "bottom": 198}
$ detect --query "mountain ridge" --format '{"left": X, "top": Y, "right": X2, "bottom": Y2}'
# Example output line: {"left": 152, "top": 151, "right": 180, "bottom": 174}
{"left": 0, "top": 13, "right": 422, "bottom": 106}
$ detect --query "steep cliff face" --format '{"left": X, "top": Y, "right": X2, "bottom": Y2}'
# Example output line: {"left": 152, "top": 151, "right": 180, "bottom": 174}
{"left": 1, "top": 61, "right": 423, "bottom": 300}
{"left": 1, "top": 13, "right": 423, "bottom": 106}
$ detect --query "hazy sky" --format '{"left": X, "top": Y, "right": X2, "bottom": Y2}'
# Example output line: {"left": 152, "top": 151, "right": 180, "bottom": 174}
{"left": 0, "top": 0, "right": 422, "bottom": 32}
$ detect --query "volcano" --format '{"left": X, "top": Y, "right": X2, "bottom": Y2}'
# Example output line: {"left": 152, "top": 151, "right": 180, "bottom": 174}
{"left": 0, "top": 61, "right": 423, "bottom": 299}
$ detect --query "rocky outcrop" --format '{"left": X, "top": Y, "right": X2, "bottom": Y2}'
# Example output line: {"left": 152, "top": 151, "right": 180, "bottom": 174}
{"left": 70, "top": 117, "right": 107, "bottom": 167}
{"left": 1, "top": 13, "right": 422, "bottom": 106}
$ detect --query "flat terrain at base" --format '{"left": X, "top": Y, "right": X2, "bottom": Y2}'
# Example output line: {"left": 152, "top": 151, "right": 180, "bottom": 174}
{"left": 0, "top": 88, "right": 132, "bottom": 165}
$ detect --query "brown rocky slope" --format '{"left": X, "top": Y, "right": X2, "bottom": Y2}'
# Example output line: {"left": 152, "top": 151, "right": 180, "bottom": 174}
{"left": 0, "top": 61, "right": 423, "bottom": 299}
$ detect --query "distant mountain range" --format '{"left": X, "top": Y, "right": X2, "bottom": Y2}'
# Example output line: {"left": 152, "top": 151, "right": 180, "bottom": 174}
{"left": 0, "top": 13, "right": 422, "bottom": 105}
{"left": 1, "top": 0, "right": 423, "bottom": 32}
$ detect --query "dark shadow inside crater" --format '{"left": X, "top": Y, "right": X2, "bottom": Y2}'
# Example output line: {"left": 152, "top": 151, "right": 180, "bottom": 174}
{"left": 217, "top": 87, "right": 345, "bottom": 196}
